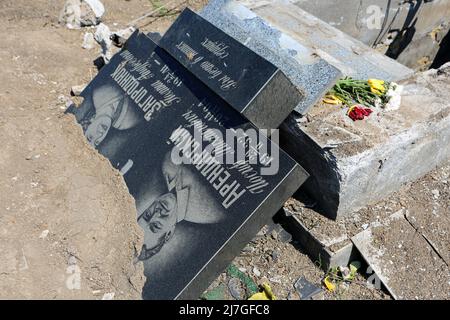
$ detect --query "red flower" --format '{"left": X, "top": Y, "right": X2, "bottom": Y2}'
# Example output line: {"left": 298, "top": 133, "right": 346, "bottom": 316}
{"left": 348, "top": 105, "right": 373, "bottom": 121}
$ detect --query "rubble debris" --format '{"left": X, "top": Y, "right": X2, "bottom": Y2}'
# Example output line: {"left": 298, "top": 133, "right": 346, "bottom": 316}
{"left": 57, "top": 94, "right": 75, "bottom": 110}
{"left": 59, "top": 0, "right": 105, "bottom": 29}
{"left": 294, "top": 277, "right": 322, "bottom": 300}
{"left": 82, "top": 32, "right": 96, "bottom": 50}
{"left": 271, "top": 249, "right": 280, "bottom": 263}
{"left": 278, "top": 230, "right": 293, "bottom": 243}
{"left": 71, "top": 84, "right": 86, "bottom": 96}
{"left": 431, "top": 189, "right": 440, "bottom": 199}
{"left": 207, "top": 224, "right": 390, "bottom": 300}
{"left": 84, "top": 0, "right": 105, "bottom": 20}
{"left": 252, "top": 267, "right": 261, "bottom": 277}
{"left": 39, "top": 230, "right": 49, "bottom": 239}
{"left": 111, "top": 27, "right": 136, "bottom": 48}
{"left": 59, "top": 0, "right": 82, "bottom": 29}
{"left": 101, "top": 292, "right": 115, "bottom": 300}
{"left": 94, "top": 23, "right": 113, "bottom": 62}
{"left": 352, "top": 210, "right": 450, "bottom": 299}
{"left": 227, "top": 278, "right": 245, "bottom": 300}
{"left": 226, "top": 265, "right": 259, "bottom": 296}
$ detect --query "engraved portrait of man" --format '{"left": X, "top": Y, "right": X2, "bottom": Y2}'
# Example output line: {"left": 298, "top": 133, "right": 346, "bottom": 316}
{"left": 137, "top": 150, "right": 226, "bottom": 261}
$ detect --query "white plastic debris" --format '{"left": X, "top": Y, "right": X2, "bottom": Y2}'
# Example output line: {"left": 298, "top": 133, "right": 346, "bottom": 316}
{"left": 82, "top": 32, "right": 96, "bottom": 50}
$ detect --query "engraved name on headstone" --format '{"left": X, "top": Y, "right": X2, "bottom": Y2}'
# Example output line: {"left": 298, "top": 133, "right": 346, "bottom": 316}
{"left": 69, "top": 31, "right": 308, "bottom": 299}
{"left": 159, "top": 8, "right": 304, "bottom": 129}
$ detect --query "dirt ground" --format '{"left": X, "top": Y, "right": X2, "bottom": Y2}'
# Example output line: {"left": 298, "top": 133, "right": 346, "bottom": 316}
{"left": 205, "top": 225, "right": 391, "bottom": 300}
{"left": 282, "top": 160, "right": 449, "bottom": 300}
{"left": 285, "top": 160, "right": 450, "bottom": 254}
{"left": 213, "top": 160, "right": 449, "bottom": 301}
{"left": 366, "top": 213, "right": 449, "bottom": 299}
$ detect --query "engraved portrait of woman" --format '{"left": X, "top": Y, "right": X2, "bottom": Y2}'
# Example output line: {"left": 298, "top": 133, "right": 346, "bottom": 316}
{"left": 70, "top": 82, "right": 147, "bottom": 176}
{"left": 80, "top": 83, "right": 141, "bottom": 147}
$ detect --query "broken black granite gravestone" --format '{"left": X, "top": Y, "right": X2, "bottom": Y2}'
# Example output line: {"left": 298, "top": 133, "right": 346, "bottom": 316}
{"left": 68, "top": 31, "right": 308, "bottom": 299}
{"left": 159, "top": 8, "right": 304, "bottom": 130}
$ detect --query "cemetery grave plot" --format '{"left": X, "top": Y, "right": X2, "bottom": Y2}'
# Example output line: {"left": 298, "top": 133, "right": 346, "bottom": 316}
{"left": 69, "top": 28, "right": 308, "bottom": 299}
{"left": 1, "top": 0, "right": 448, "bottom": 301}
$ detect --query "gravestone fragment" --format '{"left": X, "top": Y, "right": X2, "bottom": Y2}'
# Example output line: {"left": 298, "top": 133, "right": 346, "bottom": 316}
{"left": 68, "top": 30, "right": 308, "bottom": 299}
{"left": 294, "top": 276, "right": 322, "bottom": 300}
{"left": 200, "top": 0, "right": 341, "bottom": 115}
{"left": 159, "top": 8, "right": 304, "bottom": 129}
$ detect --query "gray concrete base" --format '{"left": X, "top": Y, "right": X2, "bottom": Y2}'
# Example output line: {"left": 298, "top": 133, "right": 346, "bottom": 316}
{"left": 200, "top": 0, "right": 450, "bottom": 221}
{"left": 200, "top": 0, "right": 411, "bottom": 115}
{"left": 280, "top": 208, "right": 358, "bottom": 271}
{"left": 282, "top": 64, "right": 450, "bottom": 219}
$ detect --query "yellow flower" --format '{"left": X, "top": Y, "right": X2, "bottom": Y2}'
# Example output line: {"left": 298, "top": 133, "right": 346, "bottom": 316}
{"left": 370, "top": 87, "right": 382, "bottom": 95}
{"left": 322, "top": 94, "right": 342, "bottom": 105}
{"left": 248, "top": 284, "right": 277, "bottom": 300}
{"left": 323, "top": 276, "right": 336, "bottom": 292}
{"left": 368, "top": 79, "right": 386, "bottom": 95}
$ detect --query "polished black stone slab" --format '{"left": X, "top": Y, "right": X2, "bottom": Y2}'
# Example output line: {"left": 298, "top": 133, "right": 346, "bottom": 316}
{"left": 69, "top": 31, "right": 308, "bottom": 300}
{"left": 159, "top": 8, "right": 304, "bottom": 129}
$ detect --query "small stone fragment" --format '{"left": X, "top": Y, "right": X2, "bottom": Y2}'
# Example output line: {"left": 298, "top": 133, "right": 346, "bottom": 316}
{"left": 294, "top": 276, "right": 322, "bottom": 300}
{"left": 94, "top": 23, "right": 113, "bottom": 62}
{"left": 101, "top": 292, "right": 115, "bottom": 300}
{"left": 39, "top": 230, "right": 49, "bottom": 239}
{"left": 71, "top": 84, "right": 87, "bottom": 96}
{"left": 82, "top": 32, "right": 96, "bottom": 50}
{"left": 228, "top": 278, "right": 245, "bottom": 300}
